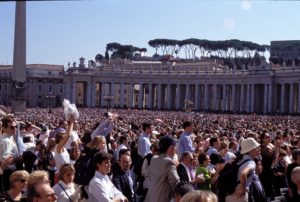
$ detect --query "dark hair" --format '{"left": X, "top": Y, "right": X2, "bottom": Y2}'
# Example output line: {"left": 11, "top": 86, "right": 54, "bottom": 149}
{"left": 229, "top": 141, "right": 237, "bottom": 149}
{"left": 210, "top": 153, "right": 224, "bottom": 165}
{"left": 180, "top": 151, "right": 192, "bottom": 162}
{"left": 23, "top": 136, "right": 31, "bottom": 143}
{"left": 159, "top": 136, "right": 176, "bottom": 154}
{"left": 174, "top": 182, "right": 194, "bottom": 197}
{"left": 182, "top": 121, "right": 192, "bottom": 129}
{"left": 70, "top": 147, "right": 80, "bottom": 161}
{"left": 292, "top": 149, "right": 300, "bottom": 161}
{"left": 253, "top": 156, "right": 262, "bottom": 164}
{"left": 209, "top": 137, "right": 219, "bottom": 147}
{"left": 1, "top": 116, "right": 14, "bottom": 128}
{"left": 198, "top": 153, "right": 208, "bottom": 165}
{"left": 259, "top": 132, "right": 270, "bottom": 144}
{"left": 58, "top": 120, "right": 66, "bottom": 126}
{"left": 119, "top": 149, "right": 130, "bottom": 159}
{"left": 55, "top": 133, "right": 64, "bottom": 144}
{"left": 150, "top": 142, "right": 160, "bottom": 153}
{"left": 93, "top": 152, "right": 112, "bottom": 170}
{"left": 119, "top": 135, "right": 128, "bottom": 144}
{"left": 142, "top": 122, "right": 152, "bottom": 131}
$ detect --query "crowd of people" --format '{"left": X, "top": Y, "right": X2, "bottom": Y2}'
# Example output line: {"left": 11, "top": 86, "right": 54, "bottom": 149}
{"left": 0, "top": 106, "right": 300, "bottom": 202}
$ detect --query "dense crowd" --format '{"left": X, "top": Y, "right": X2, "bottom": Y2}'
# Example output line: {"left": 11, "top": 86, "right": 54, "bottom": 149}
{"left": 0, "top": 106, "right": 300, "bottom": 202}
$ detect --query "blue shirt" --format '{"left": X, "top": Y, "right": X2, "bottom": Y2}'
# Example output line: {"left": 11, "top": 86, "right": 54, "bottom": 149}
{"left": 178, "top": 131, "right": 195, "bottom": 157}
{"left": 138, "top": 133, "right": 151, "bottom": 158}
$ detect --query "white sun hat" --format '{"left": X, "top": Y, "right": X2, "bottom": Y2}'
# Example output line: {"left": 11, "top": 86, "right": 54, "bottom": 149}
{"left": 152, "top": 130, "right": 160, "bottom": 135}
{"left": 240, "top": 137, "right": 260, "bottom": 154}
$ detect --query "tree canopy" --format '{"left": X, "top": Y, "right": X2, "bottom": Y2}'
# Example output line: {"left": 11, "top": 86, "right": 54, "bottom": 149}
{"left": 105, "top": 42, "right": 147, "bottom": 60}
{"left": 148, "top": 38, "right": 269, "bottom": 60}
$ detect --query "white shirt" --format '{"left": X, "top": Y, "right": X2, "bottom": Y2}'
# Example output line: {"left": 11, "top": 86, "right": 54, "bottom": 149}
{"left": 207, "top": 146, "right": 219, "bottom": 157}
{"left": 65, "top": 130, "right": 80, "bottom": 150}
{"left": 224, "top": 151, "right": 236, "bottom": 163}
{"left": 0, "top": 133, "right": 19, "bottom": 169}
{"left": 22, "top": 131, "right": 35, "bottom": 143}
{"left": 54, "top": 146, "right": 70, "bottom": 172}
{"left": 38, "top": 130, "right": 50, "bottom": 146}
{"left": 237, "top": 154, "right": 256, "bottom": 182}
{"left": 88, "top": 171, "right": 124, "bottom": 202}
{"left": 53, "top": 180, "right": 75, "bottom": 202}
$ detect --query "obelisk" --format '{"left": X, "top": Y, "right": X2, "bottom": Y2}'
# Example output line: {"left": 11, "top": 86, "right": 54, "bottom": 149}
{"left": 11, "top": 1, "right": 26, "bottom": 113}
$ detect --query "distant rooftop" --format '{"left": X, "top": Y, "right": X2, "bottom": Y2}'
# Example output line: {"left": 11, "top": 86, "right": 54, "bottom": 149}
{"left": 0, "top": 64, "right": 64, "bottom": 71}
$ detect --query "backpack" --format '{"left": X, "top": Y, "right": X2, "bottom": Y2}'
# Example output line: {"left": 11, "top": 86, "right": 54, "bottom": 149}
{"left": 74, "top": 149, "right": 97, "bottom": 186}
{"left": 217, "top": 157, "right": 251, "bottom": 202}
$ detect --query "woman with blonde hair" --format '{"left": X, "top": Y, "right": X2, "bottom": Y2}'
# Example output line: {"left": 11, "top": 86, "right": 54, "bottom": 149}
{"left": 27, "top": 170, "right": 50, "bottom": 190}
{"left": 53, "top": 163, "right": 81, "bottom": 202}
{"left": 0, "top": 170, "right": 29, "bottom": 202}
{"left": 180, "top": 190, "right": 218, "bottom": 202}
{"left": 87, "top": 135, "right": 107, "bottom": 153}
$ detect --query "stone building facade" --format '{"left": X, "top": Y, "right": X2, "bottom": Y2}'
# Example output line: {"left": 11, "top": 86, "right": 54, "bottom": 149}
{"left": 1, "top": 59, "right": 300, "bottom": 114}
{"left": 0, "top": 64, "right": 64, "bottom": 108}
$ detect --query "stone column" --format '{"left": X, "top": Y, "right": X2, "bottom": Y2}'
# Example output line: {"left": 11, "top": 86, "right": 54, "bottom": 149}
{"left": 246, "top": 84, "right": 251, "bottom": 113}
{"left": 138, "top": 83, "right": 143, "bottom": 109}
{"left": 280, "top": 83, "right": 285, "bottom": 113}
{"left": 120, "top": 83, "right": 125, "bottom": 108}
{"left": 167, "top": 84, "right": 172, "bottom": 110}
{"left": 289, "top": 83, "right": 294, "bottom": 114}
{"left": 240, "top": 84, "right": 244, "bottom": 112}
{"left": 157, "top": 84, "right": 162, "bottom": 109}
{"left": 161, "top": 85, "right": 166, "bottom": 109}
{"left": 231, "top": 84, "right": 236, "bottom": 112}
{"left": 298, "top": 83, "right": 300, "bottom": 113}
{"left": 214, "top": 84, "right": 218, "bottom": 111}
{"left": 186, "top": 84, "right": 190, "bottom": 101}
{"left": 100, "top": 82, "right": 105, "bottom": 107}
{"left": 204, "top": 83, "right": 208, "bottom": 110}
{"left": 110, "top": 82, "right": 116, "bottom": 107}
{"left": 176, "top": 84, "right": 181, "bottom": 110}
{"left": 86, "top": 80, "right": 92, "bottom": 107}
{"left": 251, "top": 84, "right": 255, "bottom": 113}
{"left": 72, "top": 79, "right": 77, "bottom": 104}
{"left": 64, "top": 79, "right": 72, "bottom": 102}
{"left": 91, "top": 80, "right": 96, "bottom": 107}
{"left": 268, "top": 84, "right": 273, "bottom": 113}
{"left": 194, "top": 84, "right": 199, "bottom": 110}
{"left": 222, "top": 84, "right": 226, "bottom": 111}
{"left": 128, "top": 83, "right": 134, "bottom": 108}
{"left": 263, "top": 84, "right": 268, "bottom": 114}
{"left": 146, "top": 83, "right": 152, "bottom": 109}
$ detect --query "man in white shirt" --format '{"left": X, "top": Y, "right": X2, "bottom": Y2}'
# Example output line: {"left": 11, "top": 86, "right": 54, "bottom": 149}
{"left": 88, "top": 152, "right": 127, "bottom": 202}
{"left": 0, "top": 116, "right": 19, "bottom": 191}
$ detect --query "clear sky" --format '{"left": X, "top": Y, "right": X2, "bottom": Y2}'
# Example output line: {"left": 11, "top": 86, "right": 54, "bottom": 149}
{"left": 1, "top": 0, "right": 300, "bottom": 67}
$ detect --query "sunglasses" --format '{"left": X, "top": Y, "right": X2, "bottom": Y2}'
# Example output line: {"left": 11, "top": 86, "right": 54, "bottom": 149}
{"left": 10, "top": 125, "right": 17, "bottom": 130}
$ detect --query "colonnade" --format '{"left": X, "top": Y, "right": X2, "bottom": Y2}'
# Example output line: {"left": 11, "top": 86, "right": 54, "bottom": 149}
{"left": 66, "top": 79, "right": 300, "bottom": 114}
